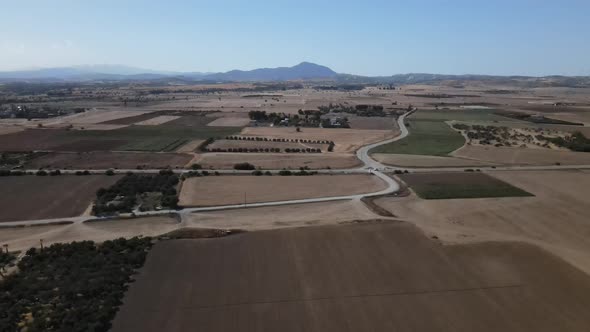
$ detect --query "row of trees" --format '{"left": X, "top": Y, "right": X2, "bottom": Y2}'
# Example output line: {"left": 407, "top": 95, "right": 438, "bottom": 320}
{"left": 206, "top": 147, "right": 321, "bottom": 153}
{"left": 0, "top": 237, "right": 153, "bottom": 332}
{"left": 225, "top": 136, "right": 332, "bottom": 144}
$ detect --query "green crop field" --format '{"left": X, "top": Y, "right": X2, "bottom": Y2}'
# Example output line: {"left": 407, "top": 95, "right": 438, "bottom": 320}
{"left": 65, "top": 125, "right": 239, "bottom": 152}
{"left": 371, "top": 120, "right": 465, "bottom": 156}
{"left": 400, "top": 172, "right": 534, "bottom": 199}
{"left": 119, "top": 138, "right": 189, "bottom": 152}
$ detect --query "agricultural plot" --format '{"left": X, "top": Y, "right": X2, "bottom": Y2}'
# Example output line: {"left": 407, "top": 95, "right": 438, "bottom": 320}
{"left": 372, "top": 153, "right": 495, "bottom": 167}
{"left": 178, "top": 175, "right": 386, "bottom": 206}
{"left": 118, "top": 138, "right": 188, "bottom": 152}
{"left": 134, "top": 115, "right": 181, "bottom": 126}
{"left": 65, "top": 125, "right": 239, "bottom": 152}
{"left": 206, "top": 117, "right": 250, "bottom": 127}
{"left": 0, "top": 175, "right": 121, "bottom": 222}
{"left": 399, "top": 172, "right": 533, "bottom": 199}
{"left": 372, "top": 120, "right": 465, "bottom": 156}
{"left": 452, "top": 145, "right": 590, "bottom": 165}
{"left": 25, "top": 151, "right": 192, "bottom": 169}
{"left": 111, "top": 222, "right": 590, "bottom": 332}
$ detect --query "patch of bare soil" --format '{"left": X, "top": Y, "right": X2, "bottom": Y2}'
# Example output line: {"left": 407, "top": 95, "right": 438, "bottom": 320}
{"left": 0, "top": 216, "right": 179, "bottom": 251}
{"left": 111, "top": 222, "right": 590, "bottom": 332}
{"left": 0, "top": 175, "right": 121, "bottom": 222}
{"left": 182, "top": 199, "right": 379, "bottom": 230}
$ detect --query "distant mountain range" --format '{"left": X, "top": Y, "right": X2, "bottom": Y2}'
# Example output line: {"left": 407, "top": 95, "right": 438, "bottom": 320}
{"left": 0, "top": 62, "right": 589, "bottom": 87}
{"left": 0, "top": 62, "right": 336, "bottom": 82}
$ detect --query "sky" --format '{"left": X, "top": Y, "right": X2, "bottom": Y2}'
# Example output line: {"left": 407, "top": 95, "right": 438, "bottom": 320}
{"left": 1, "top": 0, "right": 589, "bottom": 76}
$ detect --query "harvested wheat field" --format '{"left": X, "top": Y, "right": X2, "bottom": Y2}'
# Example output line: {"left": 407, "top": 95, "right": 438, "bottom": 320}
{"left": 134, "top": 115, "right": 181, "bottom": 126}
{"left": 241, "top": 127, "right": 395, "bottom": 153}
{"left": 195, "top": 152, "right": 361, "bottom": 169}
{"left": 183, "top": 199, "right": 378, "bottom": 230}
{"left": 0, "top": 216, "right": 179, "bottom": 251}
{"left": 206, "top": 117, "right": 251, "bottom": 127}
{"left": 373, "top": 153, "right": 496, "bottom": 167}
{"left": 375, "top": 170, "right": 590, "bottom": 274}
{"left": 452, "top": 145, "right": 590, "bottom": 165}
{"left": 0, "top": 175, "right": 121, "bottom": 222}
{"left": 179, "top": 174, "right": 386, "bottom": 206}
{"left": 44, "top": 109, "right": 152, "bottom": 125}
{"left": 175, "top": 139, "right": 204, "bottom": 153}
{"left": 25, "top": 151, "right": 192, "bottom": 169}
{"left": 112, "top": 222, "right": 590, "bottom": 332}
{"left": 0, "top": 126, "right": 24, "bottom": 136}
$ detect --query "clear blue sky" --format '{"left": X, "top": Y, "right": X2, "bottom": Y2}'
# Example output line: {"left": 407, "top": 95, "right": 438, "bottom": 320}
{"left": 1, "top": 0, "right": 589, "bottom": 76}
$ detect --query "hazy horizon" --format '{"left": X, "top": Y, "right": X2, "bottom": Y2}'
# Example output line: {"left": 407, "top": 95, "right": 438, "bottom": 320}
{"left": 2, "top": 0, "right": 590, "bottom": 76}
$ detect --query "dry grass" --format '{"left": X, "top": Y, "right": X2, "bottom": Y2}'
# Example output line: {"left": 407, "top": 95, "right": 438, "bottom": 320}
{"left": 183, "top": 199, "right": 378, "bottom": 230}
{"left": 452, "top": 145, "right": 590, "bottom": 165}
{"left": 178, "top": 174, "right": 386, "bottom": 206}
{"left": 373, "top": 153, "right": 495, "bottom": 167}
{"left": 206, "top": 117, "right": 250, "bottom": 127}
{"left": 134, "top": 115, "right": 181, "bottom": 126}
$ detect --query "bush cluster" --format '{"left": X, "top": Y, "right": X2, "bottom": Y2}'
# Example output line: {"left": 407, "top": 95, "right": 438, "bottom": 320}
{"left": 93, "top": 171, "right": 179, "bottom": 215}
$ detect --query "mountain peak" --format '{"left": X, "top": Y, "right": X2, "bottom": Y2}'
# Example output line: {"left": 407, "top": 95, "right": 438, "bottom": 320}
{"left": 206, "top": 62, "right": 337, "bottom": 81}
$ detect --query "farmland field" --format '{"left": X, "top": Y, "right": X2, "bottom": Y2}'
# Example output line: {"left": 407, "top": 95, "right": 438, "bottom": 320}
{"left": 25, "top": 151, "right": 192, "bottom": 169}
{"left": 373, "top": 153, "right": 495, "bottom": 167}
{"left": 452, "top": 145, "right": 590, "bottom": 165}
{"left": 399, "top": 172, "right": 533, "bottom": 199}
{"left": 111, "top": 222, "right": 590, "bottom": 332}
{"left": 178, "top": 175, "right": 386, "bottom": 206}
{"left": 0, "top": 175, "right": 121, "bottom": 222}
{"left": 374, "top": 170, "right": 590, "bottom": 274}
{"left": 371, "top": 120, "right": 465, "bottom": 156}
{"left": 410, "top": 109, "right": 516, "bottom": 122}
{"left": 118, "top": 138, "right": 188, "bottom": 152}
